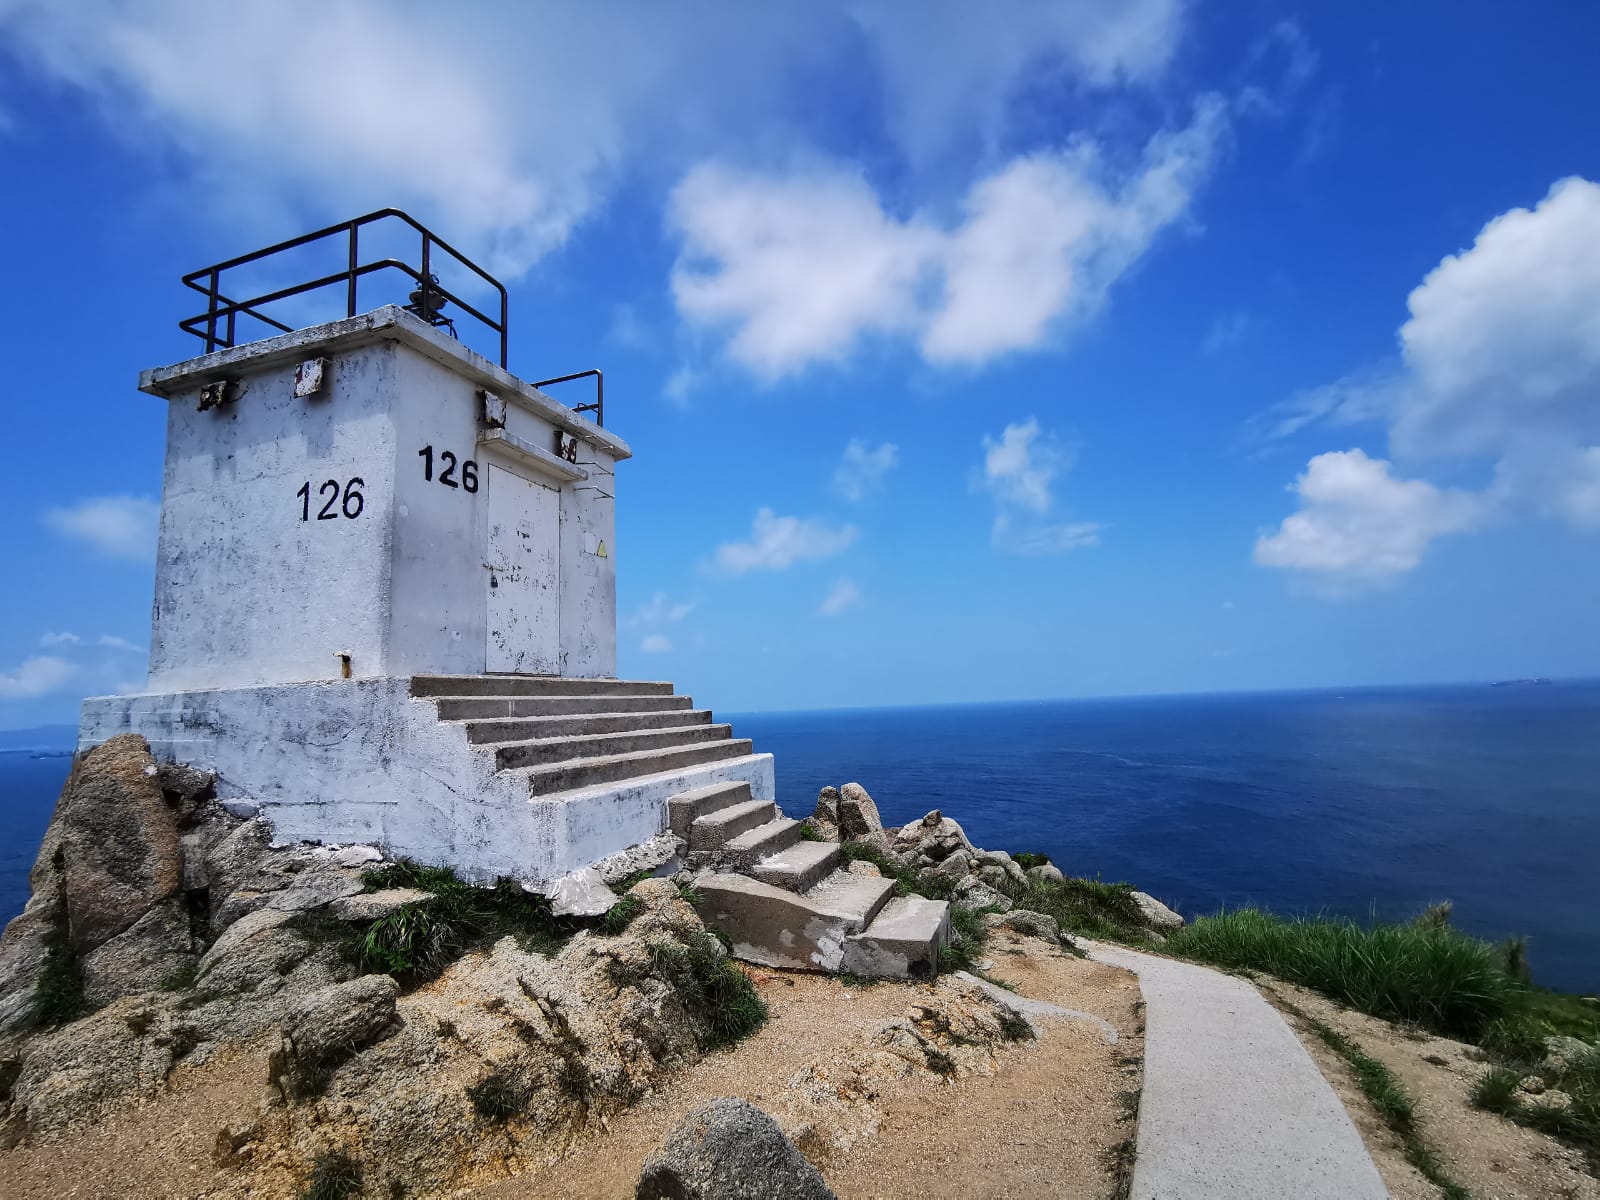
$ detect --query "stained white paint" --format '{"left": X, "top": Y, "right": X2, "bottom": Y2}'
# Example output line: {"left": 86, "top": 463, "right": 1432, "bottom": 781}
{"left": 80, "top": 681, "right": 776, "bottom": 885}
{"left": 140, "top": 307, "right": 626, "bottom": 691}
{"left": 485, "top": 465, "right": 559, "bottom": 672}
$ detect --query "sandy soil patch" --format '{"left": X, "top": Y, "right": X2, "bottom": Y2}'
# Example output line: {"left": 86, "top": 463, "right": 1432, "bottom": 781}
{"left": 0, "top": 931, "right": 1141, "bottom": 1199}
{"left": 1260, "top": 978, "right": 1598, "bottom": 1200}
{"left": 471, "top": 930, "right": 1143, "bottom": 1199}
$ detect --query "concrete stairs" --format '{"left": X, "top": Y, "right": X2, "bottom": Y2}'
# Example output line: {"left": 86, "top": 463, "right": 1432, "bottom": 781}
{"left": 672, "top": 780, "right": 951, "bottom": 980}
{"left": 412, "top": 674, "right": 760, "bottom": 797}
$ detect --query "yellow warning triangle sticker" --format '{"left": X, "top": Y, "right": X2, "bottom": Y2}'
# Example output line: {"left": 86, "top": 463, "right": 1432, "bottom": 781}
{"left": 596, "top": 540, "right": 608, "bottom": 558}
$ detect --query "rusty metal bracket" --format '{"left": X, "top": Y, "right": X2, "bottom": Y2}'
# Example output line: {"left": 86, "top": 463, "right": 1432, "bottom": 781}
{"left": 197, "top": 378, "right": 242, "bottom": 411}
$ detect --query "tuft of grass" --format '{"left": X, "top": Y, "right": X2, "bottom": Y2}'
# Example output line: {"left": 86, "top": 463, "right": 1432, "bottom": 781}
{"left": 598, "top": 893, "right": 645, "bottom": 936}
{"left": 797, "top": 821, "right": 825, "bottom": 842}
{"left": 1469, "top": 1066, "right": 1522, "bottom": 1115}
{"left": 32, "top": 923, "right": 86, "bottom": 1029}
{"left": 838, "top": 972, "right": 883, "bottom": 990}
{"left": 1011, "top": 851, "right": 1051, "bottom": 871}
{"left": 1300, "top": 1010, "right": 1468, "bottom": 1200}
{"left": 1001, "top": 874, "right": 1152, "bottom": 944}
{"left": 297, "top": 861, "right": 585, "bottom": 987}
{"left": 645, "top": 934, "right": 768, "bottom": 1050}
{"left": 936, "top": 904, "right": 990, "bottom": 976}
{"left": 467, "top": 1068, "right": 534, "bottom": 1121}
{"left": 1165, "top": 907, "right": 1523, "bottom": 1041}
{"left": 300, "top": 1149, "right": 363, "bottom": 1200}
{"left": 674, "top": 880, "right": 702, "bottom": 907}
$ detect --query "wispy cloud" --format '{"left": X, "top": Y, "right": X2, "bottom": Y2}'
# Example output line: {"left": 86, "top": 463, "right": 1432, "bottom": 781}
{"left": 977, "top": 419, "right": 1102, "bottom": 555}
{"left": 819, "top": 577, "right": 862, "bottom": 616}
{"left": 640, "top": 634, "right": 673, "bottom": 654}
{"left": 832, "top": 440, "right": 899, "bottom": 502}
{"left": 0, "top": 656, "right": 76, "bottom": 700}
{"left": 42, "top": 495, "right": 159, "bottom": 561}
{"left": 714, "top": 509, "right": 857, "bottom": 574}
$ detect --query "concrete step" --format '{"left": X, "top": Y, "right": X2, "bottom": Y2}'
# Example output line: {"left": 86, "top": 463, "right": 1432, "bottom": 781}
{"left": 668, "top": 781, "right": 754, "bottom": 840}
{"left": 518, "top": 738, "right": 755, "bottom": 796}
{"left": 804, "top": 869, "right": 897, "bottom": 929}
{"left": 688, "top": 798, "right": 777, "bottom": 851}
{"left": 492, "top": 724, "right": 732, "bottom": 770}
{"left": 411, "top": 674, "right": 675, "bottom": 698}
{"left": 431, "top": 693, "right": 696, "bottom": 721}
{"left": 693, "top": 869, "right": 897, "bottom": 972}
{"left": 464, "top": 709, "right": 714, "bottom": 744}
{"left": 721, "top": 817, "right": 802, "bottom": 870}
{"left": 751, "top": 839, "right": 841, "bottom": 892}
{"left": 842, "top": 896, "right": 950, "bottom": 980}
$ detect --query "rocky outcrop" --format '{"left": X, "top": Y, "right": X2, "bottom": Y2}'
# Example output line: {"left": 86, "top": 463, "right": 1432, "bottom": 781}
{"left": 835, "top": 783, "right": 883, "bottom": 840}
{"left": 890, "top": 810, "right": 976, "bottom": 867}
{"left": 271, "top": 975, "right": 399, "bottom": 1098}
{"left": 1130, "top": 891, "right": 1184, "bottom": 933}
{"left": 637, "top": 1097, "right": 836, "bottom": 1200}
{"left": 806, "top": 786, "right": 842, "bottom": 842}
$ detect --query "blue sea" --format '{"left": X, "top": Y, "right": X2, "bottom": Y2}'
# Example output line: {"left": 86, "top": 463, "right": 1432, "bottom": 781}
{"left": 3, "top": 683, "right": 1596, "bottom": 992}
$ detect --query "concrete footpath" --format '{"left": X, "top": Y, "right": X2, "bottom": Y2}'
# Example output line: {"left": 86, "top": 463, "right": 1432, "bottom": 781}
{"left": 1089, "top": 943, "right": 1390, "bottom": 1200}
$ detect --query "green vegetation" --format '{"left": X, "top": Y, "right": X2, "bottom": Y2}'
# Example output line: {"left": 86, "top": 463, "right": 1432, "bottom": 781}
{"left": 1469, "top": 1065, "right": 1521, "bottom": 1114}
{"left": 1010, "top": 851, "right": 1051, "bottom": 871}
{"left": 999, "top": 874, "right": 1152, "bottom": 944}
{"left": 1164, "top": 907, "right": 1523, "bottom": 1041}
{"left": 936, "top": 903, "right": 989, "bottom": 975}
{"left": 466, "top": 1068, "right": 535, "bottom": 1121}
{"left": 1299, "top": 1011, "right": 1468, "bottom": 1199}
{"left": 31, "top": 923, "right": 86, "bottom": 1028}
{"left": 292, "top": 861, "right": 588, "bottom": 987}
{"left": 299, "top": 1149, "right": 364, "bottom": 1200}
{"left": 638, "top": 933, "right": 768, "bottom": 1050}
{"left": 597, "top": 892, "right": 645, "bottom": 936}
{"left": 796, "top": 821, "right": 825, "bottom": 842}
{"left": 1164, "top": 901, "right": 1600, "bottom": 1167}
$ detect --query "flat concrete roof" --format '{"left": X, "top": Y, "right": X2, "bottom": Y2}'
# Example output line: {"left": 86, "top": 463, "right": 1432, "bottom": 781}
{"left": 138, "top": 305, "right": 632, "bottom": 460}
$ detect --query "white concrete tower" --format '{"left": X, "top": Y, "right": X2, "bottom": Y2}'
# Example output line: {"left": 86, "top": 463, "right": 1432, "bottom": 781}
{"left": 82, "top": 215, "right": 773, "bottom": 886}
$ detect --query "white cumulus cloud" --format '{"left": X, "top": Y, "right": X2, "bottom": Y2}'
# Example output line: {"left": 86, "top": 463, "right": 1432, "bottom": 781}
{"left": 1255, "top": 177, "right": 1600, "bottom": 587}
{"left": 0, "top": 656, "right": 77, "bottom": 699}
{"left": 42, "top": 495, "right": 160, "bottom": 561}
{"left": 832, "top": 440, "right": 899, "bottom": 502}
{"left": 1253, "top": 450, "right": 1485, "bottom": 588}
{"left": 0, "top": 1, "right": 1188, "bottom": 281}
{"left": 714, "top": 509, "right": 858, "bottom": 574}
{"left": 669, "top": 98, "right": 1227, "bottom": 378}
{"left": 819, "top": 577, "right": 862, "bottom": 616}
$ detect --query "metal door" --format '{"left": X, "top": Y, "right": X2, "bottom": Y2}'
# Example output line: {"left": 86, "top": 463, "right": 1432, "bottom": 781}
{"left": 485, "top": 463, "right": 559, "bottom": 673}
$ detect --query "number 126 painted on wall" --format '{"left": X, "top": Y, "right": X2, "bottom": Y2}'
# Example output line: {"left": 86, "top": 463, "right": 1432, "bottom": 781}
{"left": 419, "top": 445, "right": 479, "bottom": 493}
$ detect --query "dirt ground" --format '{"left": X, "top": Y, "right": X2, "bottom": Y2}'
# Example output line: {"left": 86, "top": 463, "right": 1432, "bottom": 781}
{"left": 472, "top": 928, "right": 1144, "bottom": 1199}
{"left": 0, "top": 929, "right": 1142, "bottom": 1199}
{"left": 1260, "top": 978, "right": 1599, "bottom": 1200}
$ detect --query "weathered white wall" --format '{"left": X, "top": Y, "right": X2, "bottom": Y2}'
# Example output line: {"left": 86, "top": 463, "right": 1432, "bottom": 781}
{"left": 148, "top": 345, "right": 398, "bottom": 690}
{"left": 79, "top": 681, "right": 775, "bottom": 885}
{"left": 140, "top": 308, "right": 626, "bottom": 688}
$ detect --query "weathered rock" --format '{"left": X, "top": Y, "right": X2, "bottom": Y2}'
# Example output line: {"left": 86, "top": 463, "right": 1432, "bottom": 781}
{"left": 46, "top": 736, "right": 183, "bottom": 955}
{"left": 845, "top": 859, "right": 882, "bottom": 879}
{"left": 203, "top": 819, "right": 284, "bottom": 930}
{"left": 636, "top": 1097, "right": 836, "bottom": 1200}
{"left": 977, "top": 850, "right": 1028, "bottom": 886}
{"left": 952, "top": 876, "right": 1012, "bottom": 913}
{"left": 154, "top": 761, "right": 216, "bottom": 819}
{"left": 807, "top": 787, "right": 842, "bottom": 842}
{"left": 547, "top": 866, "right": 620, "bottom": 918}
{"left": 990, "top": 908, "right": 1067, "bottom": 946}
{"left": 1130, "top": 891, "right": 1184, "bottom": 932}
{"left": 892, "top": 810, "right": 974, "bottom": 865}
{"left": 265, "top": 870, "right": 364, "bottom": 913}
{"left": 193, "top": 908, "right": 313, "bottom": 997}
{"left": 1027, "top": 863, "right": 1066, "bottom": 884}
{"left": 329, "top": 888, "right": 434, "bottom": 922}
{"left": 1518, "top": 1074, "right": 1546, "bottom": 1095}
{"left": 11, "top": 995, "right": 184, "bottom": 1132}
{"left": 79, "top": 899, "right": 196, "bottom": 1006}
{"left": 1544, "top": 1035, "right": 1595, "bottom": 1071}
{"left": 275, "top": 975, "right": 399, "bottom": 1096}
{"left": 0, "top": 896, "right": 60, "bottom": 1035}
{"left": 928, "top": 848, "right": 974, "bottom": 880}
{"left": 856, "top": 829, "right": 908, "bottom": 871}
{"left": 977, "top": 864, "right": 1009, "bottom": 888}
{"left": 836, "top": 782, "right": 884, "bottom": 840}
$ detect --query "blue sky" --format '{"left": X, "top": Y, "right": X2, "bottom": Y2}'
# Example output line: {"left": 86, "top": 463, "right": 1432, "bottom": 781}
{"left": 2, "top": 0, "right": 1599, "bottom": 726}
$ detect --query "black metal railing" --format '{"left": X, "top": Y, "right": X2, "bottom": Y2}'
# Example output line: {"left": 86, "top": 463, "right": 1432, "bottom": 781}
{"left": 179, "top": 209, "right": 510, "bottom": 367}
{"left": 533, "top": 369, "right": 603, "bottom": 428}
